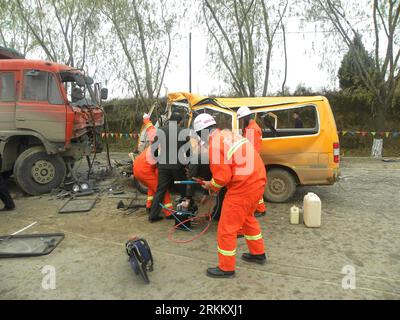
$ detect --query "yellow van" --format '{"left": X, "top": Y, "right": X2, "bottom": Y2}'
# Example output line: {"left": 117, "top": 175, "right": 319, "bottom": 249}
{"left": 165, "top": 92, "right": 341, "bottom": 203}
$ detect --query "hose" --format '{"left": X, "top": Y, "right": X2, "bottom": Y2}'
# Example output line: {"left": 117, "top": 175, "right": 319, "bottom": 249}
{"left": 160, "top": 193, "right": 219, "bottom": 244}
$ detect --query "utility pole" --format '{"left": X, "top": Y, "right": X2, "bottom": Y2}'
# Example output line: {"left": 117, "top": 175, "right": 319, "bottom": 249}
{"left": 189, "top": 32, "right": 192, "bottom": 93}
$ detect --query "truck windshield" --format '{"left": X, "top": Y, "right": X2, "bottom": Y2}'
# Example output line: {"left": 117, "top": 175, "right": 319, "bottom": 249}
{"left": 59, "top": 71, "right": 97, "bottom": 107}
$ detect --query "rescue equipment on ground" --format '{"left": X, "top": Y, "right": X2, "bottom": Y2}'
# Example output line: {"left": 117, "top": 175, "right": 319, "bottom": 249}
{"left": 126, "top": 238, "right": 153, "bottom": 284}
{"left": 174, "top": 198, "right": 198, "bottom": 231}
{"left": 303, "top": 193, "right": 322, "bottom": 228}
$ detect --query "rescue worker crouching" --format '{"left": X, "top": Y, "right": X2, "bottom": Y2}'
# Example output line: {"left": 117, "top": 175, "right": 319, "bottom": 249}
{"left": 237, "top": 106, "right": 266, "bottom": 217}
{"left": 193, "top": 114, "right": 268, "bottom": 279}
{"left": 132, "top": 114, "right": 173, "bottom": 218}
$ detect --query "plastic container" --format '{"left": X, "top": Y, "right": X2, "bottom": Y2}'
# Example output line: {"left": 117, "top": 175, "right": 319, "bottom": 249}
{"left": 290, "top": 206, "right": 301, "bottom": 224}
{"left": 303, "top": 193, "right": 322, "bottom": 228}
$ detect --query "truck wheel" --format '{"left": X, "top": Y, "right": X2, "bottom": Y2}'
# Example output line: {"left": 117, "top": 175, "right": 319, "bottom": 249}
{"left": 132, "top": 178, "right": 148, "bottom": 195}
{"left": 264, "top": 168, "right": 297, "bottom": 203}
{"left": 14, "top": 146, "right": 66, "bottom": 195}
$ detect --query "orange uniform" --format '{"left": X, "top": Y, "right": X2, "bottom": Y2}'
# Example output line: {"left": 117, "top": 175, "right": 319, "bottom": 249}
{"left": 243, "top": 119, "right": 266, "bottom": 213}
{"left": 134, "top": 119, "right": 172, "bottom": 216}
{"left": 209, "top": 129, "right": 267, "bottom": 271}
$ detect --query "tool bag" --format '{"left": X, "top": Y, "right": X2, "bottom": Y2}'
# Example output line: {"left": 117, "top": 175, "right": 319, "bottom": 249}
{"left": 125, "top": 238, "right": 153, "bottom": 284}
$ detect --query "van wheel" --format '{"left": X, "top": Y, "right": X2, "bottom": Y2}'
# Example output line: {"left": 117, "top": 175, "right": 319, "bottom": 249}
{"left": 265, "top": 168, "right": 297, "bottom": 203}
{"left": 14, "top": 146, "right": 66, "bottom": 196}
{"left": 132, "top": 178, "right": 148, "bottom": 195}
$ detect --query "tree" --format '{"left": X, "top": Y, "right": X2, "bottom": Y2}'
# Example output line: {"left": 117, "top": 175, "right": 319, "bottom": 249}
{"left": 306, "top": 0, "right": 400, "bottom": 157}
{"left": 0, "top": 1, "right": 34, "bottom": 56}
{"left": 201, "top": 0, "right": 288, "bottom": 97}
{"left": 338, "top": 34, "right": 375, "bottom": 90}
{"left": 102, "top": 0, "right": 176, "bottom": 105}
{"left": 13, "top": 0, "right": 101, "bottom": 69}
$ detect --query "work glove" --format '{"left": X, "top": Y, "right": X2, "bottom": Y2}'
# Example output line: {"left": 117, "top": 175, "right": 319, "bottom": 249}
{"left": 143, "top": 113, "right": 150, "bottom": 120}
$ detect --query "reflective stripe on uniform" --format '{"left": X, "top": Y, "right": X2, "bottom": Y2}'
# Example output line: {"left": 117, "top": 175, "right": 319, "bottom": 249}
{"left": 147, "top": 196, "right": 154, "bottom": 201}
{"left": 144, "top": 123, "right": 153, "bottom": 130}
{"left": 218, "top": 247, "right": 236, "bottom": 256}
{"left": 227, "top": 138, "right": 249, "bottom": 160}
{"left": 211, "top": 178, "right": 223, "bottom": 189}
{"left": 244, "top": 233, "right": 263, "bottom": 241}
{"left": 258, "top": 199, "right": 264, "bottom": 204}
{"left": 165, "top": 203, "right": 173, "bottom": 208}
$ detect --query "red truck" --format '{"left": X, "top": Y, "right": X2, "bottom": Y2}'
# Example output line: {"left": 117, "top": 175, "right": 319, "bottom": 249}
{"left": 0, "top": 47, "right": 108, "bottom": 195}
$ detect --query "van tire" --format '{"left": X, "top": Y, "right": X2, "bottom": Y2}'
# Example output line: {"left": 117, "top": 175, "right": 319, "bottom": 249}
{"left": 265, "top": 168, "right": 297, "bottom": 203}
{"left": 14, "top": 146, "right": 66, "bottom": 196}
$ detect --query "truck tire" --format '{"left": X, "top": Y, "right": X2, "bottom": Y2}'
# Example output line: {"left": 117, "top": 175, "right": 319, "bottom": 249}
{"left": 264, "top": 168, "right": 297, "bottom": 203}
{"left": 132, "top": 178, "right": 148, "bottom": 195}
{"left": 14, "top": 146, "right": 66, "bottom": 195}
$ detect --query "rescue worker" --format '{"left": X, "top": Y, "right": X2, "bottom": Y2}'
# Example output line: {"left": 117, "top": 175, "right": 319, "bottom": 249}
{"left": 237, "top": 106, "right": 266, "bottom": 217}
{"left": 149, "top": 112, "right": 189, "bottom": 223}
{"left": 193, "top": 114, "right": 267, "bottom": 278}
{"left": 132, "top": 114, "right": 173, "bottom": 217}
{"left": 0, "top": 155, "right": 15, "bottom": 212}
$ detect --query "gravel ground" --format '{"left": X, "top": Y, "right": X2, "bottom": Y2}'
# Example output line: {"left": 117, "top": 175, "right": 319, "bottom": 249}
{"left": 0, "top": 155, "right": 399, "bottom": 300}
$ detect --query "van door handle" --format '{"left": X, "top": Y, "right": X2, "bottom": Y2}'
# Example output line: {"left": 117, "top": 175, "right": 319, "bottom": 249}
{"left": 16, "top": 117, "right": 26, "bottom": 121}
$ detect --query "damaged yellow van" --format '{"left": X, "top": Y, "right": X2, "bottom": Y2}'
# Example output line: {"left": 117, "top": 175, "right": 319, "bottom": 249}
{"left": 167, "top": 93, "right": 341, "bottom": 203}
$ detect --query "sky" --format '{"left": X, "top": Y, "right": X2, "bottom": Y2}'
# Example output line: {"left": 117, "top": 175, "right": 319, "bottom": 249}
{"left": 161, "top": 3, "right": 346, "bottom": 97}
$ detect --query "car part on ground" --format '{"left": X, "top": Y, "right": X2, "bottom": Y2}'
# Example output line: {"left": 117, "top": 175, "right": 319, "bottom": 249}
{"left": 0, "top": 233, "right": 65, "bottom": 258}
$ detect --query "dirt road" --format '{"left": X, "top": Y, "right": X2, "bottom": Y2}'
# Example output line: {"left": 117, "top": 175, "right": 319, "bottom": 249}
{"left": 1, "top": 156, "right": 399, "bottom": 300}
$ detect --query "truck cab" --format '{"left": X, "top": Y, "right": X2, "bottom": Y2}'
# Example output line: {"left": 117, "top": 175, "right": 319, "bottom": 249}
{"left": 0, "top": 47, "right": 108, "bottom": 195}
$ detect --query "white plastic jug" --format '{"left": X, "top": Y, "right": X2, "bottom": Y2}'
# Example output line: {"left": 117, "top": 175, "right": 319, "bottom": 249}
{"left": 303, "top": 193, "right": 321, "bottom": 228}
{"left": 290, "top": 206, "right": 301, "bottom": 225}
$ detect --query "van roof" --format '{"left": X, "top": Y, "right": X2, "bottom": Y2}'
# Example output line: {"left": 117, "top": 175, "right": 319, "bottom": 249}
{"left": 0, "top": 59, "right": 75, "bottom": 73}
{"left": 169, "top": 92, "right": 325, "bottom": 109}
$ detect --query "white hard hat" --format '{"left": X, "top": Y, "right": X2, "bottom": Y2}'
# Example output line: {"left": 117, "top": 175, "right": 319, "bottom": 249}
{"left": 193, "top": 113, "right": 216, "bottom": 132}
{"left": 237, "top": 106, "right": 252, "bottom": 119}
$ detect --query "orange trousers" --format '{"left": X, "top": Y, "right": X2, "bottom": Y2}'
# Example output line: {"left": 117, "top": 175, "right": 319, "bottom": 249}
{"left": 134, "top": 167, "right": 172, "bottom": 217}
{"left": 217, "top": 187, "right": 265, "bottom": 271}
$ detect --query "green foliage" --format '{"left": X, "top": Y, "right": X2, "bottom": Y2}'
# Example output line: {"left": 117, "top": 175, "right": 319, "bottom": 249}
{"left": 338, "top": 34, "right": 375, "bottom": 91}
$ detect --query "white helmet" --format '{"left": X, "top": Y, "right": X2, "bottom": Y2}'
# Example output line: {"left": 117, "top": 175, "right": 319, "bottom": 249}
{"left": 193, "top": 113, "right": 216, "bottom": 132}
{"left": 237, "top": 106, "right": 252, "bottom": 119}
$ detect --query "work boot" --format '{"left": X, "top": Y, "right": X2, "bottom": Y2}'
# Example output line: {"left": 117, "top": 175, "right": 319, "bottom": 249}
{"left": 206, "top": 267, "right": 235, "bottom": 279}
{"left": 255, "top": 211, "right": 266, "bottom": 218}
{"left": 0, "top": 206, "right": 15, "bottom": 212}
{"left": 148, "top": 215, "right": 164, "bottom": 223}
{"left": 241, "top": 253, "right": 267, "bottom": 265}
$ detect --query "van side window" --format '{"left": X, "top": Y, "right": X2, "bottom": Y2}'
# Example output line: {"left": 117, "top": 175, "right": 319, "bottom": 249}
{"left": 0, "top": 72, "right": 15, "bottom": 102}
{"left": 256, "top": 105, "right": 319, "bottom": 138}
{"left": 23, "top": 70, "right": 63, "bottom": 104}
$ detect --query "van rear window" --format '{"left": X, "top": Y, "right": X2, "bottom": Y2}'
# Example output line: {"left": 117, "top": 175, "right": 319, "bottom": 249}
{"left": 0, "top": 72, "right": 15, "bottom": 102}
{"left": 256, "top": 105, "right": 319, "bottom": 138}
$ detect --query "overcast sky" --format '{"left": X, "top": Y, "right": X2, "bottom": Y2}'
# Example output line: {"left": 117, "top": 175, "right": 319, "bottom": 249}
{"left": 160, "top": 0, "right": 383, "bottom": 98}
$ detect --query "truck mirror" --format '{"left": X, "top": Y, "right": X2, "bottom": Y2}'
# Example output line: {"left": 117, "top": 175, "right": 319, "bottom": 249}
{"left": 100, "top": 88, "right": 108, "bottom": 100}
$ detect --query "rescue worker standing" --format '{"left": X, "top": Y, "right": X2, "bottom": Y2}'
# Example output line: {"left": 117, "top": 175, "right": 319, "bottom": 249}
{"left": 132, "top": 114, "right": 173, "bottom": 217}
{"left": 0, "top": 155, "right": 15, "bottom": 212}
{"left": 237, "top": 107, "right": 266, "bottom": 217}
{"left": 193, "top": 114, "right": 267, "bottom": 278}
{"left": 149, "top": 112, "right": 189, "bottom": 223}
